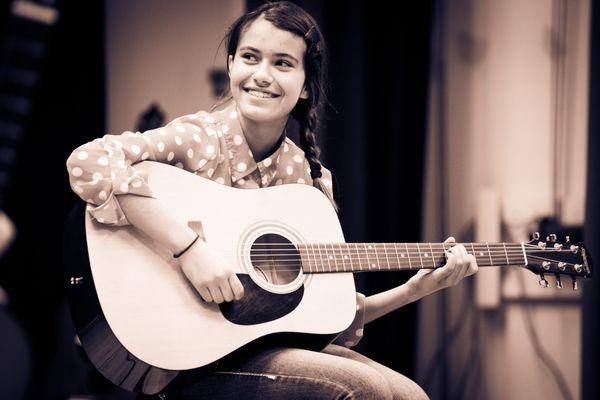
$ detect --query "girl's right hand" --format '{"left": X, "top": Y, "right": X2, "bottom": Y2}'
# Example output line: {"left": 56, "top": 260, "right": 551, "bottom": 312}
{"left": 178, "top": 239, "right": 245, "bottom": 303}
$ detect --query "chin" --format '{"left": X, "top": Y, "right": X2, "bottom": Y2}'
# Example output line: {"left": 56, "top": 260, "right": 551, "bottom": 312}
{"left": 237, "top": 101, "right": 289, "bottom": 124}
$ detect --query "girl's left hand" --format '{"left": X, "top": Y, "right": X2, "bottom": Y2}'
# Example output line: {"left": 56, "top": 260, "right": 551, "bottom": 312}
{"left": 406, "top": 237, "right": 478, "bottom": 298}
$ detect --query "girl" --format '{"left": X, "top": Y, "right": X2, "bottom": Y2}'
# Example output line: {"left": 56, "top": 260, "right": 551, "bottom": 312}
{"left": 67, "top": 2, "right": 477, "bottom": 399}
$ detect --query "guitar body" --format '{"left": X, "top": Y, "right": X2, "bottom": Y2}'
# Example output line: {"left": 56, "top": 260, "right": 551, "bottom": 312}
{"left": 64, "top": 161, "right": 357, "bottom": 394}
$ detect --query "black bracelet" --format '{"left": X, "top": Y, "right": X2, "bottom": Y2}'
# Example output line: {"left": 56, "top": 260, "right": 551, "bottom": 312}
{"left": 173, "top": 234, "right": 200, "bottom": 258}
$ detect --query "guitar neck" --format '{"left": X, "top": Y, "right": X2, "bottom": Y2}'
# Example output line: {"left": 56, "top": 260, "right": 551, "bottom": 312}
{"left": 298, "top": 242, "right": 527, "bottom": 273}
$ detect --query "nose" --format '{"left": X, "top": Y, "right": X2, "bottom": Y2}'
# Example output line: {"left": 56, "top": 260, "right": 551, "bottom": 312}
{"left": 252, "top": 60, "right": 273, "bottom": 86}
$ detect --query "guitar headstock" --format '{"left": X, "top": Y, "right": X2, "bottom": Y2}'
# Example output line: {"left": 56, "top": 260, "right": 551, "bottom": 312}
{"left": 524, "top": 232, "right": 593, "bottom": 290}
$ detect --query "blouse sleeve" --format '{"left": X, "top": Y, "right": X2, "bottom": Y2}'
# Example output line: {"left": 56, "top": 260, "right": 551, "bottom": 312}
{"left": 317, "top": 166, "right": 366, "bottom": 348}
{"left": 66, "top": 114, "right": 221, "bottom": 225}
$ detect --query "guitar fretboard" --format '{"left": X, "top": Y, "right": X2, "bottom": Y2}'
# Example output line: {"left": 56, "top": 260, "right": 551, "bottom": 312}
{"left": 297, "top": 243, "right": 526, "bottom": 273}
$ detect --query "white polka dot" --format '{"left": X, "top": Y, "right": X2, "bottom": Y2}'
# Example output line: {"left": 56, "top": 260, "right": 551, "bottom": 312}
{"left": 293, "top": 154, "right": 303, "bottom": 163}
{"left": 72, "top": 167, "right": 83, "bottom": 177}
{"left": 193, "top": 134, "right": 201, "bottom": 142}
{"left": 167, "top": 152, "right": 174, "bottom": 161}
{"left": 175, "top": 162, "right": 183, "bottom": 169}
{"left": 158, "top": 129, "right": 168, "bottom": 136}
{"left": 205, "top": 116, "right": 215, "bottom": 123}
{"left": 283, "top": 143, "right": 289, "bottom": 152}
{"left": 92, "top": 172, "right": 103, "bottom": 181}
{"left": 157, "top": 142, "right": 165, "bottom": 152}
{"left": 297, "top": 178, "right": 305, "bottom": 184}
{"left": 97, "top": 217, "right": 105, "bottom": 223}
{"left": 216, "top": 177, "right": 225, "bottom": 185}
{"left": 117, "top": 160, "right": 125, "bottom": 169}
{"left": 237, "top": 178, "right": 245, "bottom": 185}
{"left": 74, "top": 185, "right": 84, "bottom": 194}
{"left": 355, "top": 329, "right": 363, "bottom": 337}
{"left": 130, "top": 145, "right": 141, "bottom": 155}
{"left": 131, "top": 179, "right": 143, "bottom": 188}
{"left": 143, "top": 136, "right": 151, "bottom": 143}
{"left": 237, "top": 162, "right": 247, "bottom": 172}
{"left": 233, "top": 135, "right": 243, "bottom": 145}
{"left": 206, "top": 145, "right": 215, "bottom": 155}
{"left": 191, "top": 125, "right": 201, "bottom": 132}
{"left": 187, "top": 148, "right": 194, "bottom": 158}
{"left": 77, "top": 151, "right": 88, "bottom": 160}
{"left": 206, "top": 127, "right": 216, "bottom": 136}
{"left": 141, "top": 152, "right": 149, "bottom": 160}
{"left": 98, "top": 157, "right": 109, "bottom": 166}
{"left": 175, "top": 136, "right": 182, "bottom": 145}
{"left": 221, "top": 124, "right": 229, "bottom": 133}
{"left": 322, "top": 178, "right": 332, "bottom": 187}
{"left": 286, "top": 166, "right": 294, "bottom": 175}
{"left": 207, "top": 168, "right": 214, "bottom": 177}
{"left": 120, "top": 183, "right": 129, "bottom": 193}
{"left": 198, "top": 159, "right": 207, "bottom": 169}
{"left": 110, "top": 172, "right": 116, "bottom": 179}
{"left": 175, "top": 125, "right": 186, "bottom": 133}
{"left": 344, "top": 341, "right": 354, "bottom": 347}
{"left": 113, "top": 140, "right": 123, "bottom": 149}
{"left": 230, "top": 110, "right": 238, "bottom": 119}
{"left": 263, "top": 158, "right": 272, "bottom": 167}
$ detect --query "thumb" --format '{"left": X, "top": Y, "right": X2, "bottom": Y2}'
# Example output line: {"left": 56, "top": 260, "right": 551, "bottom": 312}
{"left": 444, "top": 236, "right": 456, "bottom": 244}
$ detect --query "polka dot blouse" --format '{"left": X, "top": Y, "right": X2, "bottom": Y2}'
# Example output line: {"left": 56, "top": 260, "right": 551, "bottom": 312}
{"left": 66, "top": 98, "right": 365, "bottom": 348}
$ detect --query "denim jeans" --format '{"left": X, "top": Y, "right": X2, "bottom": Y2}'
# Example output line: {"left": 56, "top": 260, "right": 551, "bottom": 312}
{"left": 154, "top": 344, "right": 429, "bottom": 400}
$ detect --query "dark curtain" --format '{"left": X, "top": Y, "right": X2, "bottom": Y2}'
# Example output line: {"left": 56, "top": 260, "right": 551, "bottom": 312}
{"left": 0, "top": 1, "right": 106, "bottom": 398}
{"left": 249, "top": 0, "right": 433, "bottom": 377}
{"left": 582, "top": 0, "right": 599, "bottom": 399}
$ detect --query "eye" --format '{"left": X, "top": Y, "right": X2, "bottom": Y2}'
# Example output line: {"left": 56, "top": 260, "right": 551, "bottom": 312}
{"left": 241, "top": 53, "right": 258, "bottom": 62}
{"left": 276, "top": 59, "right": 293, "bottom": 68}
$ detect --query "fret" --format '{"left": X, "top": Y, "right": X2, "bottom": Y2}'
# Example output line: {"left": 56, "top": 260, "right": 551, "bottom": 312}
{"left": 373, "top": 244, "right": 381, "bottom": 270}
{"left": 416, "top": 243, "right": 424, "bottom": 268}
{"left": 405, "top": 243, "right": 412, "bottom": 269}
{"left": 486, "top": 242, "right": 493, "bottom": 265}
{"left": 383, "top": 243, "right": 391, "bottom": 270}
{"left": 321, "top": 243, "right": 330, "bottom": 272}
{"left": 354, "top": 243, "right": 362, "bottom": 271}
{"left": 311, "top": 243, "right": 318, "bottom": 273}
{"left": 327, "top": 243, "right": 335, "bottom": 272}
{"left": 502, "top": 243, "right": 510, "bottom": 264}
{"left": 336, "top": 243, "right": 345, "bottom": 272}
{"left": 345, "top": 243, "right": 354, "bottom": 272}
{"left": 301, "top": 245, "right": 310, "bottom": 273}
{"left": 393, "top": 243, "right": 400, "bottom": 270}
{"left": 470, "top": 243, "right": 478, "bottom": 264}
{"left": 428, "top": 243, "right": 436, "bottom": 268}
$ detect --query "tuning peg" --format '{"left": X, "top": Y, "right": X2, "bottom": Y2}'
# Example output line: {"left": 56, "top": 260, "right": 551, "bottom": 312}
{"left": 554, "top": 243, "right": 563, "bottom": 250}
{"left": 574, "top": 264, "right": 583, "bottom": 273}
{"left": 547, "top": 234, "right": 557, "bottom": 242}
{"left": 539, "top": 273, "right": 549, "bottom": 288}
{"left": 538, "top": 242, "right": 547, "bottom": 249}
{"left": 572, "top": 276, "right": 578, "bottom": 291}
{"left": 532, "top": 232, "right": 540, "bottom": 240}
{"left": 558, "top": 262, "right": 566, "bottom": 271}
{"left": 555, "top": 274, "right": 562, "bottom": 289}
{"left": 566, "top": 235, "right": 571, "bottom": 243}
{"left": 570, "top": 245, "right": 579, "bottom": 254}
{"left": 542, "top": 261, "right": 551, "bottom": 271}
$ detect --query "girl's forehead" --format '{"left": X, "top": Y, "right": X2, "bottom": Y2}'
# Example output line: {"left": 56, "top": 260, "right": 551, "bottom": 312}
{"left": 238, "top": 17, "right": 306, "bottom": 59}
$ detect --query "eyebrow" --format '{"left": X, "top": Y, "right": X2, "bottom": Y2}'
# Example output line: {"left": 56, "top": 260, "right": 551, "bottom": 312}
{"left": 239, "top": 46, "right": 300, "bottom": 64}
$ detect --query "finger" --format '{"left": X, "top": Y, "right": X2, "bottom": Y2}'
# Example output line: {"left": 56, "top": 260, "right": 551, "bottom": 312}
{"left": 198, "top": 287, "right": 213, "bottom": 303}
{"left": 444, "top": 236, "right": 456, "bottom": 244}
{"left": 208, "top": 285, "right": 224, "bottom": 304}
{"left": 229, "top": 274, "right": 245, "bottom": 300}
{"left": 219, "top": 282, "right": 235, "bottom": 302}
{"left": 466, "top": 254, "right": 479, "bottom": 276}
{"left": 454, "top": 244, "right": 470, "bottom": 277}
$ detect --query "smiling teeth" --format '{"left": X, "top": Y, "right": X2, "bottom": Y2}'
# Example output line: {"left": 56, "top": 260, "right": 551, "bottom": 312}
{"left": 247, "top": 90, "right": 276, "bottom": 98}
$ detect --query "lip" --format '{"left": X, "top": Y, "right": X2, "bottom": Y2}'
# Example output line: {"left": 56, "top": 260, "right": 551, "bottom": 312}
{"left": 243, "top": 87, "right": 281, "bottom": 97}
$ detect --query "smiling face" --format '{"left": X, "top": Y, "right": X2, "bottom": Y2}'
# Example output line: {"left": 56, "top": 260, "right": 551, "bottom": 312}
{"left": 228, "top": 16, "right": 309, "bottom": 125}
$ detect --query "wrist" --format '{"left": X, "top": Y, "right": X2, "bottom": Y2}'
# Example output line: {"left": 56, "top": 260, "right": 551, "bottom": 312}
{"left": 174, "top": 234, "right": 200, "bottom": 258}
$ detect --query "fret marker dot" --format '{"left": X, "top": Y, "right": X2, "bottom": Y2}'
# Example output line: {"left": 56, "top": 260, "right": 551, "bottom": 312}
{"left": 368, "top": 245, "right": 372, "bottom": 249}
{"left": 480, "top": 252, "right": 484, "bottom": 256}
{"left": 424, "top": 253, "right": 429, "bottom": 257}
{"left": 344, "top": 255, "right": 348, "bottom": 259}
{"left": 328, "top": 255, "right": 333, "bottom": 259}
{"left": 371, "top": 264, "right": 375, "bottom": 268}
{"left": 401, "top": 254, "right": 405, "bottom": 257}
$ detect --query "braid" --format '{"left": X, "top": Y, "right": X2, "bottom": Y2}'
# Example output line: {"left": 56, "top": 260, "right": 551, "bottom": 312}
{"left": 294, "top": 102, "right": 339, "bottom": 214}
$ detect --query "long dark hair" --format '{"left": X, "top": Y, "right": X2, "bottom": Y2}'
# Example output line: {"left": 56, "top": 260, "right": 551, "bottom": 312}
{"left": 223, "top": 1, "right": 338, "bottom": 212}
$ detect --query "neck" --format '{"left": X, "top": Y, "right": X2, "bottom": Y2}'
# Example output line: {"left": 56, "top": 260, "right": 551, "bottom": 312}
{"left": 236, "top": 106, "right": 288, "bottom": 161}
{"left": 296, "top": 242, "right": 528, "bottom": 273}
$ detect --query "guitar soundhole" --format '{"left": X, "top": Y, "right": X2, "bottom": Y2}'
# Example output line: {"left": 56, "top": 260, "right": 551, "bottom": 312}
{"left": 250, "top": 234, "right": 301, "bottom": 285}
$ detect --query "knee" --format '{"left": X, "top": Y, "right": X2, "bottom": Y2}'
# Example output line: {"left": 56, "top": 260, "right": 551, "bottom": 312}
{"left": 340, "top": 371, "right": 394, "bottom": 400}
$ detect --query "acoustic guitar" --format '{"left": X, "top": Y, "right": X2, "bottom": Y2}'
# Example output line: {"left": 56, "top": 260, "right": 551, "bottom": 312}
{"left": 63, "top": 161, "right": 593, "bottom": 395}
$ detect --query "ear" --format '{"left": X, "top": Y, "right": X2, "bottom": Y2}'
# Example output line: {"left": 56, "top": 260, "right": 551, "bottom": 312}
{"left": 299, "top": 86, "right": 309, "bottom": 100}
{"left": 227, "top": 55, "right": 233, "bottom": 77}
